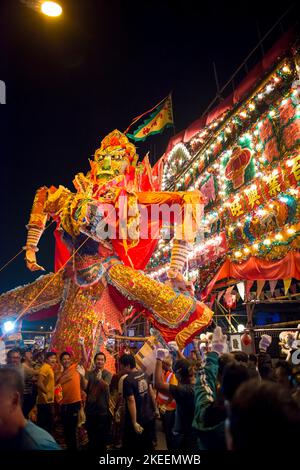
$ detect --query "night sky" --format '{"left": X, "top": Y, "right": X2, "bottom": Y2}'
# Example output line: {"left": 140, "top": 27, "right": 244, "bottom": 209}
{"left": 0, "top": 0, "right": 297, "bottom": 293}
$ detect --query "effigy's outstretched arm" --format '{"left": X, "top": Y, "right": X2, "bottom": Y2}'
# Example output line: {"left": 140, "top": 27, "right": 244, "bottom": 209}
{"left": 24, "top": 185, "right": 73, "bottom": 271}
{"left": 24, "top": 186, "right": 49, "bottom": 271}
{"left": 137, "top": 189, "right": 203, "bottom": 291}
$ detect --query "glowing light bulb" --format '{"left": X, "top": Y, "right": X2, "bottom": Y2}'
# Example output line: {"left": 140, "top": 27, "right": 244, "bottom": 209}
{"left": 3, "top": 321, "right": 15, "bottom": 333}
{"left": 253, "top": 244, "right": 259, "bottom": 250}
{"left": 287, "top": 227, "right": 295, "bottom": 235}
{"left": 275, "top": 233, "right": 283, "bottom": 240}
{"left": 257, "top": 209, "right": 266, "bottom": 216}
{"left": 263, "top": 239, "right": 271, "bottom": 245}
{"left": 244, "top": 247, "right": 250, "bottom": 254}
{"left": 234, "top": 251, "right": 242, "bottom": 258}
{"left": 41, "top": 1, "right": 62, "bottom": 17}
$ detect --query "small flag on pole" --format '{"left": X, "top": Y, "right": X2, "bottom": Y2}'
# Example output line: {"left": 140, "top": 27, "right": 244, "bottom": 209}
{"left": 125, "top": 94, "right": 174, "bottom": 141}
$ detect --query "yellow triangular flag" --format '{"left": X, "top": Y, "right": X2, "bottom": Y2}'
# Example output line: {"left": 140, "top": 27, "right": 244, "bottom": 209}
{"left": 283, "top": 278, "right": 292, "bottom": 295}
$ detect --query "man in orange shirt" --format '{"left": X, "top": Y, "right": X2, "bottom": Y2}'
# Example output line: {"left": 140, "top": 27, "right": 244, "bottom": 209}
{"left": 58, "top": 351, "right": 85, "bottom": 450}
{"left": 156, "top": 355, "right": 177, "bottom": 450}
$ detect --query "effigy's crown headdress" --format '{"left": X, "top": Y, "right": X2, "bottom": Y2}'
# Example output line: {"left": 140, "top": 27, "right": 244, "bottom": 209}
{"left": 94, "top": 129, "right": 138, "bottom": 166}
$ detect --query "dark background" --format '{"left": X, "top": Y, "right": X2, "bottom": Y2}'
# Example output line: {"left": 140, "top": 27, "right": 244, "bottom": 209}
{"left": 0, "top": 0, "right": 297, "bottom": 293}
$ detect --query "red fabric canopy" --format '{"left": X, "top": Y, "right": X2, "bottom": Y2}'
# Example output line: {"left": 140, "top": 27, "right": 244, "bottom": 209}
{"left": 203, "top": 251, "right": 300, "bottom": 298}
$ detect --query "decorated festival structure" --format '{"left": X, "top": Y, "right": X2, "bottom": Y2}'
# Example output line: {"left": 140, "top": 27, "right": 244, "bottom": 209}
{"left": 146, "top": 30, "right": 300, "bottom": 331}
{"left": 0, "top": 28, "right": 299, "bottom": 365}
{"left": 0, "top": 129, "right": 213, "bottom": 371}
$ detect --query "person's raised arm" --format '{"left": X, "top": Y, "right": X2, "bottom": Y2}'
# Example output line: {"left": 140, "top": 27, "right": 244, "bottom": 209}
{"left": 154, "top": 349, "right": 172, "bottom": 395}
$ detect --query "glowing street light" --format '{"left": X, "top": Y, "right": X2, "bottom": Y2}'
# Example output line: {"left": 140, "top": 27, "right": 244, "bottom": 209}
{"left": 3, "top": 321, "right": 15, "bottom": 333}
{"left": 21, "top": 1, "right": 63, "bottom": 18}
{"left": 237, "top": 324, "right": 245, "bottom": 333}
{"left": 41, "top": 1, "right": 62, "bottom": 17}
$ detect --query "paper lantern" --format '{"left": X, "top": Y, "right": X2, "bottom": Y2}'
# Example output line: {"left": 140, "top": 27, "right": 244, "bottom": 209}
{"left": 225, "top": 146, "right": 252, "bottom": 189}
{"left": 241, "top": 332, "right": 252, "bottom": 346}
{"left": 223, "top": 293, "right": 236, "bottom": 309}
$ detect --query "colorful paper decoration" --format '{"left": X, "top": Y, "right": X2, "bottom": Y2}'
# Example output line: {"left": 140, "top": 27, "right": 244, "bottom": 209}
{"left": 256, "top": 280, "right": 266, "bottom": 299}
{"left": 236, "top": 281, "right": 245, "bottom": 300}
{"left": 268, "top": 279, "right": 277, "bottom": 296}
{"left": 283, "top": 278, "right": 292, "bottom": 295}
{"left": 224, "top": 146, "right": 252, "bottom": 189}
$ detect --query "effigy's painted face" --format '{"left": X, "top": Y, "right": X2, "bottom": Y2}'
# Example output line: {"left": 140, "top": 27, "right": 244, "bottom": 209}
{"left": 90, "top": 130, "right": 137, "bottom": 183}
{"left": 93, "top": 147, "right": 131, "bottom": 180}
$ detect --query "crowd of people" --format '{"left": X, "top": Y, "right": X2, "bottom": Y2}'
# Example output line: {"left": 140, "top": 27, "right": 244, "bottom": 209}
{"left": 0, "top": 327, "right": 300, "bottom": 451}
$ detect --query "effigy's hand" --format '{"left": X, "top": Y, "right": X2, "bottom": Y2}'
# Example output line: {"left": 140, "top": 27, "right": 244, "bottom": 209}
{"left": 25, "top": 249, "right": 45, "bottom": 271}
{"left": 166, "top": 269, "right": 195, "bottom": 296}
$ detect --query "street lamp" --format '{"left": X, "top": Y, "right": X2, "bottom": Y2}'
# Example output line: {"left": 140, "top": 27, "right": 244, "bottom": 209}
{"left": 20, "top": 1, "right": 63, "bottom": 18}
{"left": 40, "top": 1, "right": 62, "bottom": 17}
